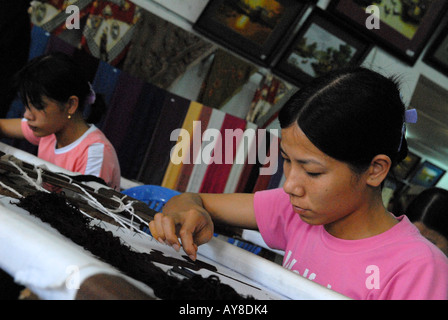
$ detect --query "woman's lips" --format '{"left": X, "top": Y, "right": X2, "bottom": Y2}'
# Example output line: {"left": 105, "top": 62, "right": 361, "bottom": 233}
{"left": 292, "top": 205, "right": 309, "bottom": 215}
{"left": 28, "top": 124, "right": 38, "bottom": 132}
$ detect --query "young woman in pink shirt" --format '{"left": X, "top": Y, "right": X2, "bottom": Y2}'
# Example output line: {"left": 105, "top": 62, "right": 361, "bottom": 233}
{"left": 149, "top": 67, "right": 448, "bottom": 300}
{"left": 0, "top": 52, "right": 121, "bottom": 190}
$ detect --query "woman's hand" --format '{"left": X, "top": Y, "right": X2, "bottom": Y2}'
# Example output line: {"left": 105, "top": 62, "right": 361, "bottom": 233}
{"left": 148, "top": 193, "right": 214, "bottom": 261}
{"left": 148, "top": 192, "right": 257, "bottom": 260}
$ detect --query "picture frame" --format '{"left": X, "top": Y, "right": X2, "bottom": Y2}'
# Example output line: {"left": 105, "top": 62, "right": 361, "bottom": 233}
{"left": 410, "top": 160, "right": 446, "bottom": 188}
{"left": 193, "top": 0, "right": 311, "bottom": 66}
{"left": 391, "top": 151, "right": 421, "bottom": 181}
{"left": 423, "top": 23, "right": 448, "bottom": 76}
{"left": 328, "top": 0, "right": 448, "bottom": 65}
{"left": 271, "top": 8, "right": 372, "bottom": 86}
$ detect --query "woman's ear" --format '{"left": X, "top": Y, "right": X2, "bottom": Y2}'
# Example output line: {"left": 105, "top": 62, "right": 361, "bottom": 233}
{"left": 367, "top": 155, "right": 392, "bottom": 187}
{"left": 66, "top": 95, "right": 79, "bottom": 115}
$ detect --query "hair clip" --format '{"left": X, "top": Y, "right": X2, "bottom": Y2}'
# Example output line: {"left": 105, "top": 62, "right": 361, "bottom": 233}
{"left": 404, "top": 108, "right": 417, "bottom": 124}
{"left": 87, "top": 82, "right": 96, "bottom": 105}
{"left": 398, "top": 108, "right": 417, "bottom": 152}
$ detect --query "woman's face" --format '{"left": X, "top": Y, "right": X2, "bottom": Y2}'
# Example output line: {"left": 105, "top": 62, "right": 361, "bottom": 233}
{"left": 281, "top": 124, "right": 370, "bottom": 228}
{"left": 23, "top": 96, "right": 69, "bottom": 137}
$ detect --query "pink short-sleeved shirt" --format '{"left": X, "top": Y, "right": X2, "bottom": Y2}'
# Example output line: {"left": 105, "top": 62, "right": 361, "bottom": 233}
{"left": 21, "top": 119, "right": 121, "bottom": 190}
{"left": 254, "top": 188, "right": 448, "bottom": 300}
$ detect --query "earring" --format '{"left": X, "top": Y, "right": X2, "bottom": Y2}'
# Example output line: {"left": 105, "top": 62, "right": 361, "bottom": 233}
{"left": 68, "top": 114, "right": 72, "bottom": 119}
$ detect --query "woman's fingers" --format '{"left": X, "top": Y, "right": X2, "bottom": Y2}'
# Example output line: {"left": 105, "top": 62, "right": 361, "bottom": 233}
{"left": 178, "top": 218, "right": 200, "bottom": 260}
{"left": 161, "top": 214, "right": 182, "bottom": 250}
{"left": 148, "top": 213, "right": 166, "bottom": 243}
{"left": 184, "top": 209, "right": 214, "bottom": 258}
{"left": 148, "top": 211, "right": 206, "bottom": 260}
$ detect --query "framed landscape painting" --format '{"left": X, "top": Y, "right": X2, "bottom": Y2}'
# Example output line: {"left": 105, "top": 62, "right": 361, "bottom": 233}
{"left": 272, "top": 8, "right": 372, "bottom": 86}
{"left": 391, "top": 151, "right": 421, "bottom": 181}
{"left": 410, "top": 161, "right": 446, "bottom": 187}
{"left": 328, "top": 0, "right": 448, "bottom": 65}
{"left": 193, "top": 0, "right": 311, "bottom": 66}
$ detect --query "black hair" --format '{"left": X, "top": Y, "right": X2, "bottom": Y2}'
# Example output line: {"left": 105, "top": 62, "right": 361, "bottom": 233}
{"left": 278, "top": 66, "right": 408, "bottom": 174}
{"left": 15, "top": 52, "right": 106, "bottom": 124}
{"left": 406, "top": 187, "right": 448, "bottom": 240}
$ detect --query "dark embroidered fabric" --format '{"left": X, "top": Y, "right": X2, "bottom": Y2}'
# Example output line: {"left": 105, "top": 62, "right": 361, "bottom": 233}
{"left": 196, "top": 49, "right": 256, "bottom": 109}
{"left": 122, "top": 9, "right": 214, "bottom": 89}
{"left": 15, "top": 192, "right": 251, "bottom": 300}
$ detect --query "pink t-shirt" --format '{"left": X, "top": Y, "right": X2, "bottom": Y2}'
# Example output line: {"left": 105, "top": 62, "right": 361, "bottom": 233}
{"left": 254, "top": 188, "right": 448, "bottom": 300}
{"left": 21, "top": 119, "right": 121, "bottom": 190}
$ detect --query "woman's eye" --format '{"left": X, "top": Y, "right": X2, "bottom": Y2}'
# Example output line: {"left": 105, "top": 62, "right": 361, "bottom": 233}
{"left": 306, "top": 172, "right": 321, "bottom": 177}
{"left": 281, "top": 154, "right": 290, "bottom": 163}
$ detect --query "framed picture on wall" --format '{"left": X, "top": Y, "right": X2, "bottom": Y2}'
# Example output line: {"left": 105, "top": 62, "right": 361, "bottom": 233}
{"left": 271, "top": 8, "right": 372, "bottom": 86}
{"left": 423, "top": 24, "right": 448, "bottom": 76}
{"left": 391, "top": 151, "right": 421, "bottom": 181}
{"left": 410, "top": 161, "right": 446, "bottom": 187}
{"left": 193, "top": 0, "right": 310, "bottom": 66}
{"left": 328, "top": 0, "right": 448, "bottom": 65}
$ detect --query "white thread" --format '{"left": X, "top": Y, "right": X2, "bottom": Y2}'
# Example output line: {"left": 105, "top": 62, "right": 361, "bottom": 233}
{"left": 58, "top": 172, "right": 74, "bottom": 185}
{"left": 4, "top": 157, "right": 150, "bottom": 237}
{"left": 72, "top": 182, "right": 149, "bottom": 236}
{"left": 109, "top": 195, "right": 148, "bottom": 225}
{"left": 34, "top": 166, "right": 43, "bottom": 186}
{"left": 8, "top": 161, "right": 49, "bottom": 193}
{"left": 0, "top": 181, "right": 24, "bottom": 198}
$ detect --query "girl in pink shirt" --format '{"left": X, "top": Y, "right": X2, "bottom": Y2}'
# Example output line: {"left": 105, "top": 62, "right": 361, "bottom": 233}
{"left": 148, "top": 67, "right": 448, "bottom": 299}
{"left": 0, "top": 52, "right": 121, "bottom": 190}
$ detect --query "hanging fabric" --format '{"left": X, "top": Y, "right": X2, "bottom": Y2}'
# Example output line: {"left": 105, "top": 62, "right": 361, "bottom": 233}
{"left": 122, "top": 9, "right": 214, "bottom": 90}
{"left": 245, "top": 73, "right": 290, "bottom": 126}
{"left": 28, "top": 0, "right": 93, "bottom": 48}
{"left": 196, "top": 49, "right": 257, "bottom": 110}
{"left": 81, "top": 0, "right": 141, "bottom": 66}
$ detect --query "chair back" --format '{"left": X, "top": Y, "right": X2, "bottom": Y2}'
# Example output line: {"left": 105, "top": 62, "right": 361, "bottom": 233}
{"left": 121, "top": 185, "right": 181, "bottom": 212}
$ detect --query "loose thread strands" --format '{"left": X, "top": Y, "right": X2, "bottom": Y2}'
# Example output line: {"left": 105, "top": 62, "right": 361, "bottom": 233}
{"left": 70, "top": 181, "right": 145, "bottom": 235}
{"left": 48, "top": 175, "right": 149, "bottom": 236}
{"left": 15, "top": 192, "right": 250, "bottom": 300}
{"left": 0, "top": 154, "right": 152, "bottom": 236}
{"left": 1, "top": 159, "right": 142, "bottom": 234}
{"left": 7, "top": 161, "right": 48, "bottom": 193}
{"left": 0, "top": 181, "right": 23, "bottom": 199}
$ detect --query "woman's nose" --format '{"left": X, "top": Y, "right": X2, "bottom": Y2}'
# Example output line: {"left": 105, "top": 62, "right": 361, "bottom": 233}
{"left": 283, "top": 170, "right": 305, "bottom": 197}
{"left": 23, "top": 108, "right": 34, "bottom": 121}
